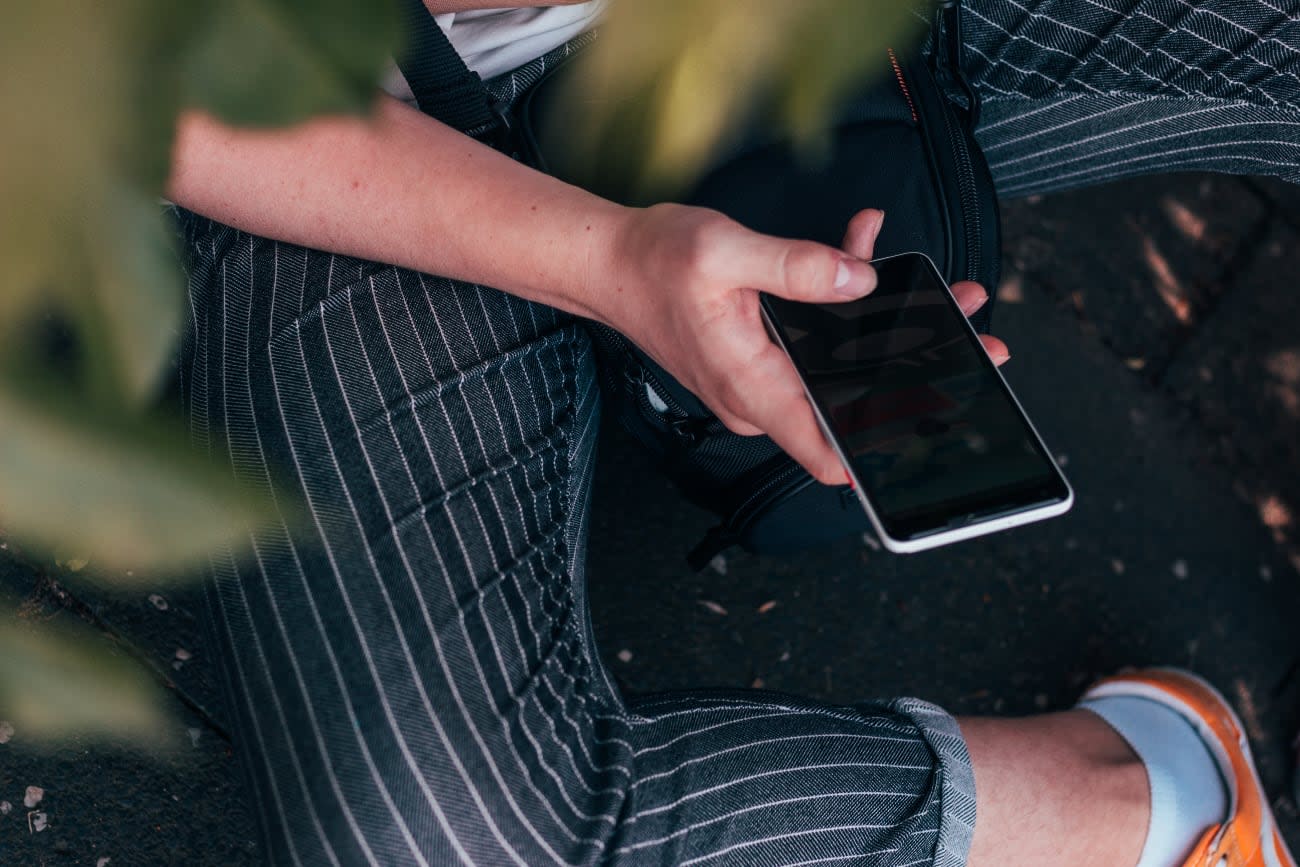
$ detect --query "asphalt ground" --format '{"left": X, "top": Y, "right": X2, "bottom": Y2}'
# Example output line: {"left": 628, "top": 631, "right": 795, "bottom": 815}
{"left": 2, "top": 171, "right": 1298, "bottom": 864}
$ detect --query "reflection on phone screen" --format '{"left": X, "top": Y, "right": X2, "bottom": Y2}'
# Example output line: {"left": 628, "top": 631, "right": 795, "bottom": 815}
{"left": 765, "top": 254, "right": 1067, "bottom": 540}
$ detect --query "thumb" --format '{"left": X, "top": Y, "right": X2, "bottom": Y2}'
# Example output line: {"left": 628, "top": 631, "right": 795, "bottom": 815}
{"left": 841, "top": 208, "right": 886, "bottom": 261}
{"left": 729, "top": 229, "right": 877, "bottom": 303}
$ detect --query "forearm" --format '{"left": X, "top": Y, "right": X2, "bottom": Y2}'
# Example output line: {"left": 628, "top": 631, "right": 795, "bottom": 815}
{"left": 166, "top": 91, "right": 888, "bottom": 487}
{"left": 166, "top": 95, "right": 626, "bottom": 321}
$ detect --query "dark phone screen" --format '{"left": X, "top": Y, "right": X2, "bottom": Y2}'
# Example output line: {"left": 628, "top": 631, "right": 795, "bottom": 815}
{"left": 764, "top": 254, "right": 1068, "bottom": 540}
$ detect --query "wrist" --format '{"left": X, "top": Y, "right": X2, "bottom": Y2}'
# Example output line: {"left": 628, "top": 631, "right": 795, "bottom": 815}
{"left": 572, "top": 201, "right": 643, "bottom": 329}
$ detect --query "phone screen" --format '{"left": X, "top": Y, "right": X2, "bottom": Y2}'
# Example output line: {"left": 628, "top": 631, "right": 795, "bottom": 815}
{"left": 763, "top": 253, "right": 1069, "bottom": 541}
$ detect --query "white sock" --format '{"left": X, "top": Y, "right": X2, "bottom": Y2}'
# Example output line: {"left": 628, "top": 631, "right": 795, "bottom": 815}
{"left": 1078, "top": 696, "right": 1229, "bottom": 867}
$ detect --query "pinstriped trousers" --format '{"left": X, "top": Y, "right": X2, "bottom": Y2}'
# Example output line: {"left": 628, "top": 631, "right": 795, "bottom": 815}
{"left": 177, "top": 3, "right": 1299, "bottom": 865}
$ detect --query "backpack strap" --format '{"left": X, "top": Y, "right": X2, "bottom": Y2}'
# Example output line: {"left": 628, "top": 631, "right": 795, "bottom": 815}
{"left": 395, "top": 0, "right": 503, "bottom": 137}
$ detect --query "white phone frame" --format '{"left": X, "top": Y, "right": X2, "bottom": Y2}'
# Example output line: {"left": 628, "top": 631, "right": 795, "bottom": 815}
{"left": 760, "top": 251, "right": 1074, "bottom": 554}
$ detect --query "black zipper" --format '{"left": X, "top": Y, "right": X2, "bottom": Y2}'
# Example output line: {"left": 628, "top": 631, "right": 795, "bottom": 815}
{"left": 940, "top": 98, "right": 982, "bottom": 283}
{"left": 932, "top": 0, "right": 984, "bottom": 284}
{"left": 725, "top": 460, "right": 808, "bottom": 534}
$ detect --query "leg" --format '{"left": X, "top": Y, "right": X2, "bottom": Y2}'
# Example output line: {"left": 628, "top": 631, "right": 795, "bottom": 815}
{"left": 177, "top": 212, "right": 979, "bottom": 866}
{"left": 962, "top": 712, "right": 1149, "bottom": 867}
{"left": 962, "top": 0, "right": 1300, "bottom": 197}
{"left": 961, "top": 671, "right": 1297, "bottom": 867}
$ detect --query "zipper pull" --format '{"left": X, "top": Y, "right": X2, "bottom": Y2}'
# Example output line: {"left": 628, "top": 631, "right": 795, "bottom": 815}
{"left": 933, "top": 0, "right": 981, "bottom": 129}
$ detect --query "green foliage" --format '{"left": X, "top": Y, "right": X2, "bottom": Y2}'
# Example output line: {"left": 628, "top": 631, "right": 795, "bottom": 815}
{"left": 0, "top": 385, "right": 278, "bottom": 576}
{"left": 183, "top": 0, "right": 401, "bottom": 127}
{"left": 0, "top": 615, "right": 173, "bottom": 747}
{"left": 0, "top": 0, "right": 398, "bottom": 559}
{"left": 557, "top": 0, "right": 926, "bottom": 196}
{"left": 1, "top": 0, "right": 398, "bottom": 741}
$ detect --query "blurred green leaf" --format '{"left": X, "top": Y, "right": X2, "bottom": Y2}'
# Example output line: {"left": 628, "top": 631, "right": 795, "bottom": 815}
{"left": 77, "top": 185, "right": 187, "bottom": 404}
{"left": 0, "top": 0, "right": 398, "bottom": 746}
{"left": 0, "top": 384, "right": 277, "bottom": 577}
{"left": 562, "top": 0, "right": 926, "bottom": 195}
{"left": 775, "top": 2, "right": 926, "bottom": 143}
{"left": 0, "top": 618, "right": 171, "bottom": 748}
{"left": 0, "top": 2, "right": 193, "bottom": 404}
{"left": 1, "top": 0, "right": 400, "bottom": 406}
{"left": 182, "top": 0, "right": 401, "bottom": 126}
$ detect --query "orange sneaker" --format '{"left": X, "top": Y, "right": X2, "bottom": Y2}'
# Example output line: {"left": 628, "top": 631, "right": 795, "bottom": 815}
{"left": 1083, "top": 668, "right": 1297, "bottom": 867}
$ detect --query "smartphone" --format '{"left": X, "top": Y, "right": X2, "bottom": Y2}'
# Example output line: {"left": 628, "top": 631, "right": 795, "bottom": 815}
{"left": 760, "top": 251, "right": 1073, "bottom": 553}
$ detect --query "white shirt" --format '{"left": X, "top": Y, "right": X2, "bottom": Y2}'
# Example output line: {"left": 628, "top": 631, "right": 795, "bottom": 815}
{"left": 384, "top": 2, "right": 606, "bottom": 104}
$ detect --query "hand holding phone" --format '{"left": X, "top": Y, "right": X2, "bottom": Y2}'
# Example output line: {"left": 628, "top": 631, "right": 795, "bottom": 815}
{"left": 760, "top": 251, "right": 1073, "bottom": 553}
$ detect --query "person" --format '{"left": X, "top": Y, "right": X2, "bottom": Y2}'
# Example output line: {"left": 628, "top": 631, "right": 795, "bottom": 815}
{"left": 165, "top": 1, "right": 1300, "bottom": 864}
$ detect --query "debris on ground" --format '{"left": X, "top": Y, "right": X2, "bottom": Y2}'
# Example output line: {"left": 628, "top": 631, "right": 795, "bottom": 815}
{"left": 24, "top": 786, "right": 44, "bottom": 808}
{"left": 697, "top": 600, "right": 727, "bottom": 616}
{"left": 616, "top": 649, "right": 633, "bottom": 663}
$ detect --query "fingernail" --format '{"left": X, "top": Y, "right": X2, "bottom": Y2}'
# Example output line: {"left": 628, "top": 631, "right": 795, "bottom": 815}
{"left": 961, "top": 291, "right": 988, "bottom": 316}
{"left": 994, "top": 351, "right": 1011, "bottom": 365}
{"left": 835, "top": 259, "right": 876, "bottom": 297}
{"left": 834, "top": 260, "right": 852, "bottom": 289}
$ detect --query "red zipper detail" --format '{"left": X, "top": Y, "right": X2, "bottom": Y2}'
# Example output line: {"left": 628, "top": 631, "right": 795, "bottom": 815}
{"left": 888, "top": 48, "right": 918, "bottom": 124}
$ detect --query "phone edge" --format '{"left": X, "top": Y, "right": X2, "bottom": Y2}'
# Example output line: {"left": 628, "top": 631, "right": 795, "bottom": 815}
{"left": 760, "top": 250, "right": 1075, "bottom": 555}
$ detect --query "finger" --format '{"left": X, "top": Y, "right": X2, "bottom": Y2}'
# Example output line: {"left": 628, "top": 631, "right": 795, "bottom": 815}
{"left": 720, "top": 343, "right": 848, "bottom": 485}
{"left": 950, "top": 280, "right": 989, "bottom": 318}
{"left": 715, "top": 412, "right": 763, "bottom": 438}
{"left": 724, "top": 228, "right": 877, "bottom": 303}
{"left": 840, "top": 208, "right": 886, "bottom": 260}
{"left": 980, "top": 334, "right": 1011, "bottom": 365}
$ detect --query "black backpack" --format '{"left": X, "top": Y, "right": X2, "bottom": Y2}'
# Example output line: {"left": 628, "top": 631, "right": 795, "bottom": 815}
{"left": 397, "top": 0, "right": 1000, "bottom": 569}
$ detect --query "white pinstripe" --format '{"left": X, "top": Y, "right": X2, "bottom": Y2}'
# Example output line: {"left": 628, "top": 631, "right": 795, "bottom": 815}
{"left": 624, "top": 760, "right": 922, "bottom": 826}
{"left": 992, "top": 103, "right": 1244, "bottom": 170}
{"left": 322, "top": 296, "right": 554, "bottom": 862}
{"left": 280, "top": 315, "right": 454, "bottom": 866}
{"left": 256, "top": 327, "right": 451, "bottom": 866}
{"left": 210, "top": 242, "right": 349, "bottom": 867}
{"left": 381, "top": 279, "right": 615, "bottom": 796}
{"left": 679, "top": 828, "right": 901, "bottom": 867}
{"left": 438, "top": 282, "right": 626, "bottom": 801}
{"left": 998, "top": 123, "right": 1300, "bottom": 182}
{"left": 630, "top": 733, "right": 933, "bottom": 791}
{"left": 386, "top": 286, "right": 621, "bottom": 852}
{"left": 613, "top": 791, "right": 922, "bottom": 855}
{"left": 1001, "top": 141, "right": 1300, "bottom": 195}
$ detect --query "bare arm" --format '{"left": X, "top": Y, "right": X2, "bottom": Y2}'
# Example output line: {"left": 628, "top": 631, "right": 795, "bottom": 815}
{"left": 167, "top": 96, "right": 622, "bottom": 322}
{"left": 166, "top": 95, "right": 892, "bottom": 484}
